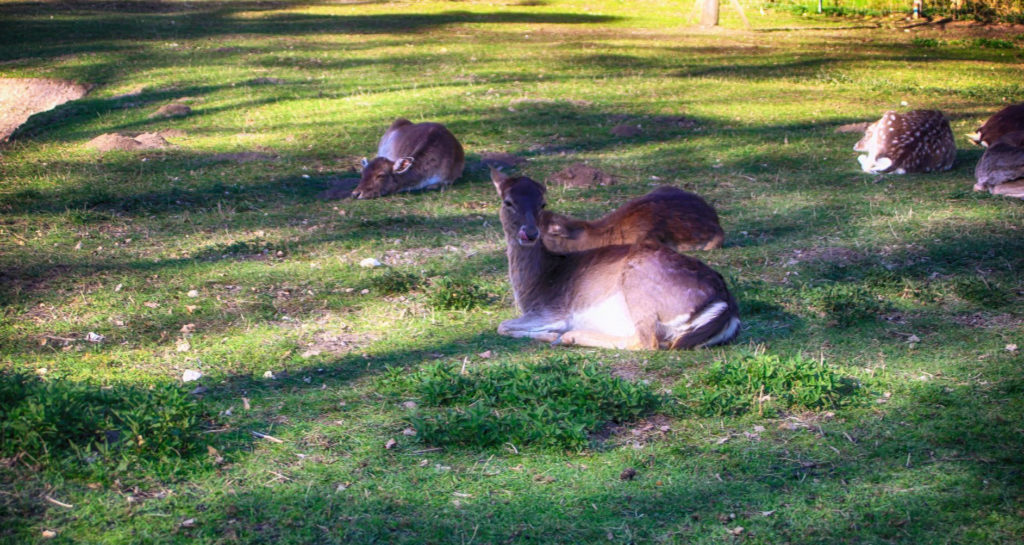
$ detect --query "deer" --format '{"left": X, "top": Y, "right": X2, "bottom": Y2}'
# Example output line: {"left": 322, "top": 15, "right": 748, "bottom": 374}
{"left": 974, "top": 130, "right": 1024, "bottom": 199}
{"left": 351, "top": 118, "right": 465, "bottom": 199}
{"left": 967, "top": 102, "right": 1024, "bottom": 148}
{"left": 491, "top": 167, "right": 740, "bottom": 350}
{"left": 854, "top": 110, "right": 956, "bottom": 174}
{"left": 540, "top": 186, "right": 724, "bottom": 254}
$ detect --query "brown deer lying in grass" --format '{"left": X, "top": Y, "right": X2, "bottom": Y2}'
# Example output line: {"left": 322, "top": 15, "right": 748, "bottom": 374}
{"left": 352, "top": 118, "right": 465, "bottom": 199}
{"left": 540, "top": 186, "right": 724, "bottom": 253}
{"left": 974, "top": 130, "right": 1024, "bottom": 199}
{"left": 491, "top": 168, "right": 740, "bottom": 350}
{"left": 854, "top": 110, "right": 955, "bottom": 174}
{"left": 968, "top": 103, "right": 1024, "bottom": 147}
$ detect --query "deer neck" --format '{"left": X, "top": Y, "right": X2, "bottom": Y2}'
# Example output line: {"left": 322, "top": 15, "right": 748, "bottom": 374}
{"left": 504, "top": 233, "right": 564, "bottom": 314}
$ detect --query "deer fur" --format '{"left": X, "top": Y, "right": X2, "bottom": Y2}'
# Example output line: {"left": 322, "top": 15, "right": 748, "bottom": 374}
{"left": 352, "top": 118, "right": 465, "bottom": 199}
{"left": 854, "top": 110, "right": 956, "bottom": 174}
{"left": 540, "top": 186, "right": 724, "bottom": 253}
{"left": 974, "top": 130, "right": 1024, "bottom": 199}
{"left": 491, "top": 168, "right": 740, "bottom": 350}
{"left": 967, "top": 103, "right": 1024, "bottom": 147}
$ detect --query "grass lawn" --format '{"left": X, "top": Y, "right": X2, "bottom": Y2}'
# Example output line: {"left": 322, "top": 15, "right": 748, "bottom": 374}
{"left": 1, "top": 1, "right": 1023, "bottom": 543}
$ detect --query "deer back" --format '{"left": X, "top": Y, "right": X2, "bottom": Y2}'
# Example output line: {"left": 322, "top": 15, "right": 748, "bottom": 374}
{"left": 540, "top": 186, "right": 724, "bottom": 253}
{"left": 353, "top": 118, "right": 465, "bottom": 199}
{"left": 855, "top": 110, "right": 956, "bottom": 174}
{"left": 970, "top": 103, "right": 1024, "bottom": 147}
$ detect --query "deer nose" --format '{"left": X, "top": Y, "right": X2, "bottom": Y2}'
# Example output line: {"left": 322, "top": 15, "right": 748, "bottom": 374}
{"left": 518, "top": 225, "right": 539, "bottom": 244}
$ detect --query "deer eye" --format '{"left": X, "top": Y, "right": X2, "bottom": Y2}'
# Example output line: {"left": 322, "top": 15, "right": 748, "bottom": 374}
{"left": 503, "top": 199, "right": 514, "bottom": 208}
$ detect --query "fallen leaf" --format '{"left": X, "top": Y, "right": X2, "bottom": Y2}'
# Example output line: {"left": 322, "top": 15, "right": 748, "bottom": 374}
{"left": 1007, "top": 344, "right": 1018, "bottom": 353}
{"left": 187, "top": 289, "right": 199, "bottom": 298}
{"left": 477, "top": 350, "right": 493, "bottom": 359}
{"left": 242, "top": 397, "right": 250, "bottom": 410}
{"left": 180, "top": 323, "right": 196, "bottom": 334}
{"left": 144, "top": 301, "right": 160, "bottom": 308}
{"left": 41, "top": 530, "right": 57, "bottom": 539}
{"left": 176, "top": 341, "right": 191, "bottom": 352}
{"left": 182, "top": 370, "right": 202, "bottom": 382}
{"left": 335, "top": 482, "right": 350, "bottom": 492}
{"left": 402, "top": 401, "right": 418, "bottom": 409}
{"left": 207, "top": 445, "right": 224, "bottom": 464}
{"left": 385, "top": 438, "right": 397, "bottom": 450}
{"left": 402, "top": 428, "right": 417, "bottom": 436}
{"left": 728, "top": 526, "right": 744, "bottom": 536}
{"left": 185, "top": 305, "right": 198, "bottom": 314}
{"left": 620, "top": 467, "right": 637, "bottom": 481}
{"left": 359, "top": 257, "right": 382, "bottom": 268}
{"left": 86, "top": 332, "right": 105, "bottom": 343}
{"left": 180, "top": 518, "right": 196, "bottom": 528}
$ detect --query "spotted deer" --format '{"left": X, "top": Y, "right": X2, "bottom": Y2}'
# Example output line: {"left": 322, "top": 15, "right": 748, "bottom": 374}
{"left": 491, "top": 168, "right": 740, "bottom": 350}
{"left": 352, "top": 118, "right": 465, "bottom": 199}
{"left": 541, "top": 186, "right": 724, "bottom": 253}
{"left": 854, "top": 110, "right": 956, "bottom": 174}
{"left": 968, "top": 103, "right": 1024, "bottom": 147}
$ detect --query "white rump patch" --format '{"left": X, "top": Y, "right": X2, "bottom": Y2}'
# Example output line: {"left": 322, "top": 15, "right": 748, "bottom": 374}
{"left": 699, "top": 316, "right": 741, "bottom": 347}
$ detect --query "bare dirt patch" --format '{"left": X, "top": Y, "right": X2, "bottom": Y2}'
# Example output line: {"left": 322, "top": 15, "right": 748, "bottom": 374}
{"left": 950, "top": 312, "right": 1024, "bottom": 329}
{"left": 835, "top": 122, "right": 871, "bottom": 134}
{"left": 85, "top": 131, "right": 179, "bottom": 152}
{"left": 594, "top": 414, "right": 674, "bottom": 447}
{"left": 148, "top": 102, "right": 192, "bottom": 119}
{"left": 549, "top": 162, "right": 616, "bottom": 188}
{"left": 0, "top": 78, "right": 91, "bottom": 142}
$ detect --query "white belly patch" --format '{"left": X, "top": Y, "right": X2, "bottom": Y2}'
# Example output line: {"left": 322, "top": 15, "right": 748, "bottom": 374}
{"left": 402, "top": 173, "right": 446, "bottom": 192}
{"left": 569, "top": 293, "right": 636, "bottom": 337}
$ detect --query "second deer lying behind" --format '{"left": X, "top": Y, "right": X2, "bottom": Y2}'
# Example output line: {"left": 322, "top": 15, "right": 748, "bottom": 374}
{"left": 540, "top": 186, "right": 724, "bottom": 253}
{"left": 492, "top": 168, "right": 740, "bottom": 350}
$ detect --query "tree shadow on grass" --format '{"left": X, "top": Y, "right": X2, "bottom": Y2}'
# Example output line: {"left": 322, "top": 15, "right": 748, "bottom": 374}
{"left": 38, "top": 360, "right": 1015, "bottom": 544}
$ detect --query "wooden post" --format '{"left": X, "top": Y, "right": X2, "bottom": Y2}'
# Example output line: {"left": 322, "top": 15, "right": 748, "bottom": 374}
{"left": 701, "top": 0, "right": 720, "bottom": 26}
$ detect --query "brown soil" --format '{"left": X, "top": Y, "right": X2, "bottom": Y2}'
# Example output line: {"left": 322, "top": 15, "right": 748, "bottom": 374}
{"left": 549, "top": 162, "right": 616, "bottom": 188}
{"left": 86, "top": 130, "right": 181, "bottom": 152}
{"left": 0, "top": 78, "right": 91, "bottom": 142}
{"left": 148, "top": 103, "right": 192, "bottom": 119}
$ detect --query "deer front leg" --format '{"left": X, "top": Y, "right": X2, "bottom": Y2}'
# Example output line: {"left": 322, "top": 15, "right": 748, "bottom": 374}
{"left": 555, "top": 329, "right": 644, "bottom": 350}
{"left": 498, "top": 313, "right": 567, "bottom": 343}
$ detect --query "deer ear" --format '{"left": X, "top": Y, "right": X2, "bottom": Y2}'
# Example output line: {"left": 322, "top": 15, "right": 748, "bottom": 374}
{"left": 489, "top": 165, "right": 509, "bottom": 193}
{"left": 393, "top": 157, "right": 414, "bottom": 174}
{"left": 361, "top": 157, "right": 369, "bottom": 168}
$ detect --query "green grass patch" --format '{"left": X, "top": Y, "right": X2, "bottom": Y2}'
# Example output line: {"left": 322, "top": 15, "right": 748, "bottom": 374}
{"left": 0, "top": 373, "right": 206, "bottom": 473}
{"left": 384, "top": 355, "right": 662, "bottom": 449}
{"left": 679, "top": 350, "right": 865, "bottom": 416}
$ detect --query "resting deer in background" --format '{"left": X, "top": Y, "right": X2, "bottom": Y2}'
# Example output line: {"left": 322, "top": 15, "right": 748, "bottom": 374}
{"left": 967, "top": 103, "right": 1024, "bottom": 147}
{"left": 854, "top": 110, "right": 956, "bottom": 174}
{"left": 540, "top": 186, "right": 724, "bottom": 253}
{"left": 352, "top": 118, "right": 465, "bottom": 199}
{"left": 974, "top": 130, "right": 1024, "bottom": 198}
{"left": 491, "top": 167, "right": 740, "bottom": 350}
